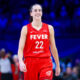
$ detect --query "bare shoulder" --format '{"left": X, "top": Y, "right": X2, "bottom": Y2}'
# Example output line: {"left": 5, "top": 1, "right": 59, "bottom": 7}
{"left": 21, "top": 25, "right": 27, "bottom": 35}
{"left": 48, "top": 24, "right": 54, "bottom": 34}
{"left": 21, "top": 25, "right": 27, "bottom": 32}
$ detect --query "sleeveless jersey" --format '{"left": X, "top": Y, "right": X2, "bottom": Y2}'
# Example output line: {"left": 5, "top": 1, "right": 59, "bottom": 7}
{"left": 23, "top": 23, "right": 51, "bottom": 58}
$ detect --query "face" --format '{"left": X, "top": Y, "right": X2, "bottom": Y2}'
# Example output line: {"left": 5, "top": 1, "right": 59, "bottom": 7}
{"left": 30, "top": 5, "right": 42, "bottom": 20}
{"left": 72, "top": 67, "right": 78, "bottom": 75}
{"left": 66, "top": 67, "right": 72, "bottom": 75}
{"left": 0, "top": 50, "right": 5, "bottom": 58}
{"left": 13, "top": 57, "right": 18, "bottom": 63}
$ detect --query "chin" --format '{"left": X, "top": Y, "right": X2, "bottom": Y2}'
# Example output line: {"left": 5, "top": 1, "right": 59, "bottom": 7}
{"left": 35, "top": 17, "right": 41, "bottom": 20}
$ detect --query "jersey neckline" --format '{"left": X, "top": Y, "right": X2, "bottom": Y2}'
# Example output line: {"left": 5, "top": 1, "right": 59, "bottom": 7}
{"left": 30, "top": 22, "right": 43, "bottom": 31}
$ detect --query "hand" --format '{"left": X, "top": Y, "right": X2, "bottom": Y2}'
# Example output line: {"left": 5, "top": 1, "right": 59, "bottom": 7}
{"left": 55, "top": 67, "right": 60, "bottom": 76}
{"left": 19, "top": 61, "right": 27, "bottom": 72}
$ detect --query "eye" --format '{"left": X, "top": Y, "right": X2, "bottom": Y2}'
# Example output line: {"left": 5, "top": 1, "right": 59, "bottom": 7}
{"left": 34, "top": 9, "right": 37, "bottom": 12}
{"left": 39, "top": 9, "right": 42, "bottom": 12}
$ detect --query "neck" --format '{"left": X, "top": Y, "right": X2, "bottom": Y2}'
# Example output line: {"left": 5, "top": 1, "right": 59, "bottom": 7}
{"left": 32, "top": 20, "right": 42, "bottom": 27}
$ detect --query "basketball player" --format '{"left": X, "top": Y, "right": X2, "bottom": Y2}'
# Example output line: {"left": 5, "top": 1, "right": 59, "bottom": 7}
{"left": 18, "top": 4, "right": 60, "bottom": 80}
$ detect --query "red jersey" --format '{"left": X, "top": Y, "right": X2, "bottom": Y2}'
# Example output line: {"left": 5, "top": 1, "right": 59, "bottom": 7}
{"left": 23, "top": 23, "right": 51, "bottom": 58}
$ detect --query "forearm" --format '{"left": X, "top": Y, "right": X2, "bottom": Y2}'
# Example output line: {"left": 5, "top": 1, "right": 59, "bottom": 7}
{"left": 18, "top": 49, "right": 24, "bottom": 62}
{"left": 18, "top": 26, "right": 27, "bottom": 64}
{"left": 50, "top": 46, "right": 60, "bottom": 67}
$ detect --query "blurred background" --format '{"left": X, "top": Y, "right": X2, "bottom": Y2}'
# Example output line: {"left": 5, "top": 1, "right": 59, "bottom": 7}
{"left": 0, "top": 0, "right": 80, "bottom": 80}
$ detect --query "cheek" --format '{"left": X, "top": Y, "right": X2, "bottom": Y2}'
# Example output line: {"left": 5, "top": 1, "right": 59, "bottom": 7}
{"left": 41, "top": 12, "right": 43, "bottom": 16}
{"left": 30, "top": 12, "right": 34, "bottom": 17}
{"left": 32, "top": 13, "right": 36, "bottom": 17}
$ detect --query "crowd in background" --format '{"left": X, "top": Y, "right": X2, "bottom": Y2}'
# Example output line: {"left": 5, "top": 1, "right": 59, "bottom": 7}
{"left": 0, "top": 48, "right": 23, "bottom": 80}
{"left": 0, "top": 0, "right": 80, "bottom": 38}
{"left": 0, "top": 48, "right": 80, "bottom": 80}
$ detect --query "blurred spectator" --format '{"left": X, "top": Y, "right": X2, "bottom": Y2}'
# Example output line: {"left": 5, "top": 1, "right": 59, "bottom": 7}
{"left": 6, "top": 51, "right": 14, "bottom": 64}
{"left": 12, "top": 55, "right": 20, "bottom": 80}
{"left": 63, "top": 67, "right": 73, "bottom": 80}
{"left": 72, "top": 66, "right": 78, "bottom": 79}
{"left": 0, "top": 48, "right": 13, "bottom": 80}
{"left": 63, "top": 66, "right": 79, "bottom": 80}
{"left": 78, "top": 64, "right": 80, "bottom": 80}
{"left": 60, "top": 60, "right": 66, "bottom": 73}
{"left": 0, "top": 50, "right": 1, "bottom": 80}
{"left": 12, "top": 55, "right": 19, "bottom": 68}
{"left": 75, "top": 58, "right": 80, "bottom": 66}
{"left": 65, "top": 58, "right": 72, "bottom": 68}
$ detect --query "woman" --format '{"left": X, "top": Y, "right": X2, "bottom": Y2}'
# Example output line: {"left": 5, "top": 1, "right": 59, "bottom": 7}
{"left": 18, "top": 4, "right": 60, "bottom": 80}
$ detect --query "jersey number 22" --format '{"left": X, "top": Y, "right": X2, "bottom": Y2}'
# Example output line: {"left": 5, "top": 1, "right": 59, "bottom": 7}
{"left": 35, "top": 41, "right": 43, "bottom": 49}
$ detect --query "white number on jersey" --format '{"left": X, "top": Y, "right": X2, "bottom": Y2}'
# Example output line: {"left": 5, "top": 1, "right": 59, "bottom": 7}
{"left": 35, "top": 41, "right": 43, "bottom": 49}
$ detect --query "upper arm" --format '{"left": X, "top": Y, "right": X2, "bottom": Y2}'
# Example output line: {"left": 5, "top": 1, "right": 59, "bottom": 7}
{"left": 18, "top": 25, "right": 27, "bottom": 50}
{"left": 48, "top": 25, "right": 56, "bottom": 48}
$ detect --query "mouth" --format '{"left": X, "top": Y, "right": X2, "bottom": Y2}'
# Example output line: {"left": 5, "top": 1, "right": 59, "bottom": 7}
{"left": 36, "top": 16, "right": 40, "bottom": 17}
{"left": 35, "top": 14, "right": 41, "bottom": 17}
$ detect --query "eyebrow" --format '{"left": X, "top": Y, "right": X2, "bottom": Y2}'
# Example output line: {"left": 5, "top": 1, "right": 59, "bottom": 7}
{"left": 33, "top": 9, "right": 42, "bottom": 10}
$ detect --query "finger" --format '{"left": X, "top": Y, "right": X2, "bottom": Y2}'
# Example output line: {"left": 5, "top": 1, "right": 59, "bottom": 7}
{"left": 21, "top": 68, "right": 26, "bottom": 72}
{"left": 24, "top": 68, "right": 27, "bottom": 72}
{"left": 55, "top": 73, "right": 58, "bottom": 76}
{"left": 20, "top": 66, "right": 26, "bottom": 72}
{"left": 23, "top": 66, "right": 27, "bottom": 72}
{"left": 23, "top": 69, "right": 27, "bottom": 72}
{"left": 20, "top": 67, "right": 23, "bottom": 72}
{"left": 24, "top": 65, "right": 27, "bottom": 70}
{"left": 55, "top": 72, "right": 59, "bottom": 76}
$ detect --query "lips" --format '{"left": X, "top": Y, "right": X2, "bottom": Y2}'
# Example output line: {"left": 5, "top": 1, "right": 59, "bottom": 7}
{"left": 35, "top": 14, "right": 41, "bottom": 17}
{"left": 36, "top": 15, "right": 40, "bottom": 17}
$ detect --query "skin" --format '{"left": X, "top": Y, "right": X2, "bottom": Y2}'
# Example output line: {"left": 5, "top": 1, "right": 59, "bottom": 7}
{"left": 18, "top": 4, "right": 60, "bottom": 76}
{"left": 49, "top": 25, "right": 60, "bottom": 76}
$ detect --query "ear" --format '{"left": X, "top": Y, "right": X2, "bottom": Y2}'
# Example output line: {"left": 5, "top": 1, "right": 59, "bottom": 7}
{"left": 30, "top": 12, "right": 32, "bottom": 17}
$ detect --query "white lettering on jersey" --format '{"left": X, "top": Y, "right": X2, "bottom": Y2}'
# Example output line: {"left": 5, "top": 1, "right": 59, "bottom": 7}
{"left": 37, "top": 35, "right": 42, "bottom": 39}
{"left": 30, "top": 34, "right": 48, "bottom": 40}
{"left": 34, "top": 35, "right": 36, "bottom": 39}
{"left": 33, "top": 50, "right": 44, "bottom": 54}
{"left": 46, "top": 71, "right": 52, "bottom": 76}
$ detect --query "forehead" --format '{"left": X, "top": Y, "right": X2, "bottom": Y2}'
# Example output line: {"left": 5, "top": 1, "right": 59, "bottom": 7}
{"left": 32, "top": 5, "right": 42, "bottom": 10}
